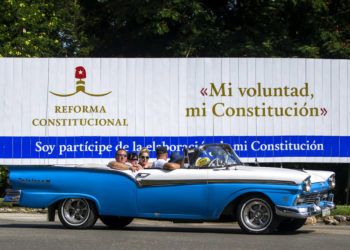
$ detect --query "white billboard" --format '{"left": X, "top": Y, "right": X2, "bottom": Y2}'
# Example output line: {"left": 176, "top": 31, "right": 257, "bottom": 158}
{"left": 0, "top": 58, "right": 349, "bottom": 164}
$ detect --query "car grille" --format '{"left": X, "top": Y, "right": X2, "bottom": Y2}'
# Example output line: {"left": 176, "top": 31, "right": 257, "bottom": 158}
{"left": 300, "top": 191, "right": 328, "bottom": 205}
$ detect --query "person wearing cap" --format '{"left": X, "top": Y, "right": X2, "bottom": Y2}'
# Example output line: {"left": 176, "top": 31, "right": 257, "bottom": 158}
{"left": 151, "top": 146, "right": 168, "bottom": 169}
{"left": 108, "top": 149, "right": 141, "bottom": 172}
{"left": 163, "top": 152, "right": 184, "bottom": 170}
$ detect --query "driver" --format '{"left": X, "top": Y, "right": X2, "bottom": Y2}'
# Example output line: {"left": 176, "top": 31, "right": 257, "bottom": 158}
{"left": 163, "top": 152, "right": 184, "bottom": 170}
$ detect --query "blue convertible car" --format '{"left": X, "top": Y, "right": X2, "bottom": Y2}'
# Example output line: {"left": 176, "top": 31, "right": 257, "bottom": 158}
{"left": 4, "top": 144, "right": 335, "bottom": 234}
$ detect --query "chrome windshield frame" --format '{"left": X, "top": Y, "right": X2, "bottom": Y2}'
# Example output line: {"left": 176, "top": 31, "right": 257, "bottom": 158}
{"left": 197, "top": 144, "right": 243, "bottom": 168}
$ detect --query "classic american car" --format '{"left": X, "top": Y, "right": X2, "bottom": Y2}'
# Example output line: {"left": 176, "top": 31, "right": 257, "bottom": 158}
{"left": 4, "top": 144, "right": 335, "bottom": 234}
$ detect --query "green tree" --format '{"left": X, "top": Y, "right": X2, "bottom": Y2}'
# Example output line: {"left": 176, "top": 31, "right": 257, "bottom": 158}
{"left": 0, "top": 167, "right": 8, "bottom": 197}
{"left": 81, "top": 0, "right": 350, "bottom": 58}
{"left": 203, "top": 0, "right": 350, "bottom": 58}
{"left": 325, "top": 0, "right": 350, "bottom": 57}
{"left": 81, "top": 0, "right": 222, "bottom": 57}
{"left": 0, "top": 0, "right": 91, "bottom": 57}
{"left": 1, "top": 0, "right": 350, "bottom": 58}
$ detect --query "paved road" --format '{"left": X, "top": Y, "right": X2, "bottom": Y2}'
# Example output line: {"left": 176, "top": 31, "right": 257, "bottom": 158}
{"left": 0, "top": 213, "right": 349, "bottom": 250}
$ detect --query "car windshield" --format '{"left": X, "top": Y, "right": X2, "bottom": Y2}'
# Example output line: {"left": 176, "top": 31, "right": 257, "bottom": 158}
{"left": 191, "top": 144, "right": 242, "bottom": 168}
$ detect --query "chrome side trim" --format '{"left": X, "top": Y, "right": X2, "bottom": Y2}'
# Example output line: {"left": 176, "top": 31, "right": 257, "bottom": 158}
{"left": 275, "top": 201, "right": 335, "bottom": 219}
{"left": 140, "top": 179, "right": 206, "bottom": 186}
{"left": 207, "top": 179, "right": 296, "bottom": 185}
{"left": 139, "top": 179, "right": 296, "bottom": 187}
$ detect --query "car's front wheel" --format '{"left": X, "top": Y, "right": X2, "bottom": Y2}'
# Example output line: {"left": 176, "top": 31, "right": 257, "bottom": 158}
{"left": 58, "top": 198, "right": 98, "bottom": 229}
{"left": 237, "top": 195, "right": 279, "bottom": 234}
{"left": 99, "top": 216, "right": 133, "bottom": 229}
{"left": 277, "top": 218, "right": 307, "bottom": 232}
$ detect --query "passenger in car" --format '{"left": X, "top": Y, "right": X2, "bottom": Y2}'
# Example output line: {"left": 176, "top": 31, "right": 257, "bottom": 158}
{"left": 108, "top": 149, "right": 141, "bottom": 172}
{"left": 152, "top": 146, "right": 168, "bottom": 169}
{"left": 163, "top": 152, "right": 184, "bottom": 170}
{"left": 138, "top": 148, "right": 151, "bottom": 168}
{"left": 127, "top": 152, "right": 142, "bottom": 169}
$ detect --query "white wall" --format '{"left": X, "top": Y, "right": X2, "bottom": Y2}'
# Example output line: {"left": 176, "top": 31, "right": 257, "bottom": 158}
{"left": 0, "top": 58, "right": 349, "bottom": 164}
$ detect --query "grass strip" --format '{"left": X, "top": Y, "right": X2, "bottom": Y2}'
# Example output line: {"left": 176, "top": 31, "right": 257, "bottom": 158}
{"left": 331, "top": 205, "right": 350, "bottom": 216}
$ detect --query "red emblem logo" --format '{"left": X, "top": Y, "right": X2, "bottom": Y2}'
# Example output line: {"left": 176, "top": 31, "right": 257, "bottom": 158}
{"left": 50, "top": 66, "right": 111, "bottom": 97}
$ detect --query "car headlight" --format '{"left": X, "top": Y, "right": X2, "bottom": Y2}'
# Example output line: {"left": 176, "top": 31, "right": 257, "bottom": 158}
{"left": 302, "top": 178, "right": 311, "bottom": 192}
{"left": 328, "top": 174, "right": 336, "bottom": 190}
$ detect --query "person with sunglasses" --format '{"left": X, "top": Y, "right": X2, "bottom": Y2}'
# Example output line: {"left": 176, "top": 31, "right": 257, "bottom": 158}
{"left": 108, "top": 149, "right": 141, "bottom": 172}
{"left": 138, "top": 148, "right": 151, "bottom": 168}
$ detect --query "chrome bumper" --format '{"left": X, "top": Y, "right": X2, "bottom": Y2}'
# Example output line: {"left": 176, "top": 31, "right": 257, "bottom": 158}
{"left": 275, "top": 201, "right": 335, "bottom": 219}
{"left": 3, "top": 189, "right": 21, "bottom": 204}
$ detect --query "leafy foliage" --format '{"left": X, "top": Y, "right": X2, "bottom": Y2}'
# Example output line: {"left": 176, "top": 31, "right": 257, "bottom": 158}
{"left": 81, "top": 0, "right": 350, "bottom": 58}
{"left": 0, "top": 167, "right": 8, "bottom": 197}
{"left": 1, "top": 0, "right": 350, "bottom": 57}
{"left": 0, "top": 0, "right": 91, "bottom": 57}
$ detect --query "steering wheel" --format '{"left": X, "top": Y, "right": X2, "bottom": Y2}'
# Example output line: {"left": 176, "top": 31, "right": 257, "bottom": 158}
{"left": 208, "top": 158, "right": 225, "bottom": 167}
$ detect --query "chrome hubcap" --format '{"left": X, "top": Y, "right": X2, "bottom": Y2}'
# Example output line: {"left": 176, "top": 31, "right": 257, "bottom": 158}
{"left": 62, "top": 199, "right": 90, "bottom": 226}
{"left": 241, "top": 199, "right": 272, "bottom": 231}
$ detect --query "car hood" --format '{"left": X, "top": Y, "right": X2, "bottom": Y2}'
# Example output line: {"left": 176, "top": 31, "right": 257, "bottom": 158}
{"left": 226, "top": 166, "right": 309, "bottom": 184}
{"left": 227, "top": 166, "right": 333, "bottom": 185}
{"left": 302, "top": 170, "right": 334, "bottom": 183}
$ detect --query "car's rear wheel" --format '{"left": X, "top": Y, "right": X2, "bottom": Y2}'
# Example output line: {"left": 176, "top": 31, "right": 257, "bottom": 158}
{"left": 237, "top": 195, "right": 279, "bottom": 234}
{"left": 58, "top": 198, "right": 98, "bottom": 229}
{"left": 99, "top": 216, "right": 133, "bottom": 229}
{"left": 277, "top": 218, "right": 307, "bottom": 232}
